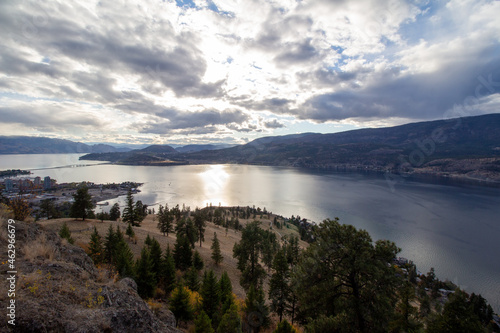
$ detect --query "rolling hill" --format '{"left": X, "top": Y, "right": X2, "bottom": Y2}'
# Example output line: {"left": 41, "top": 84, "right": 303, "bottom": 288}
{"left": 0, "top": 136, "right": 130, "bottom": 154}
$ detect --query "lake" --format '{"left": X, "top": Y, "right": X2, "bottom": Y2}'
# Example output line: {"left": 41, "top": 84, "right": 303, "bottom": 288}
{"left": 2, "top": 153, "right": 500, "bottom": 311}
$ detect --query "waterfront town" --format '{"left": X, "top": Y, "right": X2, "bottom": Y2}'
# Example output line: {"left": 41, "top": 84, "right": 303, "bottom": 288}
{"left": 0, "top": 170, "right": 140, "bottom": 215}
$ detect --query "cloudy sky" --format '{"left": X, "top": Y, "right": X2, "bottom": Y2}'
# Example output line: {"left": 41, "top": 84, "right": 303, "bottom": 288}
{"left": 1, "top": 0, "right": 499, "bottom": 146}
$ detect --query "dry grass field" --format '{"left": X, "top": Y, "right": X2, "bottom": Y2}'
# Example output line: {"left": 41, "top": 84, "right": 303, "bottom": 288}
{"left": 40, "top": 208, "right": 306, "bottom": 300}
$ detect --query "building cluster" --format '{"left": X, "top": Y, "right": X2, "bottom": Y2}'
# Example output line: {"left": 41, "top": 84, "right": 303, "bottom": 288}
{"left": 2, "top": 176, "right": 55, "bottom": 194}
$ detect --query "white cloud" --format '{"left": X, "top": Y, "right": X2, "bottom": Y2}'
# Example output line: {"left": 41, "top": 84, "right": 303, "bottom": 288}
{"left": 0, "top": 0, "right": 498, "bottom": 144}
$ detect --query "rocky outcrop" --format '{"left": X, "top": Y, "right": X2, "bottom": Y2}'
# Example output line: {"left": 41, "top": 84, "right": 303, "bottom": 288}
{"left": 0, "top": 220, "right": 180, "bottom": 333}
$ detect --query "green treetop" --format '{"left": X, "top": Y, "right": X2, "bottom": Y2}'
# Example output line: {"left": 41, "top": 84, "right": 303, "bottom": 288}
{"left": 69, "top": 184, "right": 94, "bottom": 221}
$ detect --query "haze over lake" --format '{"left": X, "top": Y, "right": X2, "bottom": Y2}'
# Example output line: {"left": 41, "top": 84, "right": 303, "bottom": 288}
{"left": 2, "top": 153, "right": 500, "bottom": 311}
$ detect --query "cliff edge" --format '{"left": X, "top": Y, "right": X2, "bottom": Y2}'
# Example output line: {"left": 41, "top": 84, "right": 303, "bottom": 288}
{"left": 0, "top": 219, "right": 180, "bottom": 333}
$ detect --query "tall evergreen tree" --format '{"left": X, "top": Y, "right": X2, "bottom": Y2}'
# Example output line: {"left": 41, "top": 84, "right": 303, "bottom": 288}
{"left": 233, "top": 221, "right": 267, "bottom": 290}
{"left": 261, "top": 230, "right": 279, "bottom": 272}
{"left": 160, "top": 246, "right": 177, "bottom": 295}
{"left": 193, "top": 209, "right": 207, "bottom": 247}
{"left": 174, "top": 234, "right": 193, "bottom": 271}
{"left": 211, "top": 232, "right": 223, "bottom": 266}
{"left": 109, "top": 203, "right": 121, "bottom": 221}
{"left": 389, "top": 281, "right": 421, "bottom": 332}
{"left": 218, "top": 271, "right": 233, "bottom": 308}
{"left": 193, "top": 250, "right": 204, "bottom": 271}
{"left": 122, "top": 188, "right": 136, "bottom": 225}
{"left": 88, "top": 226, "right": 103, "bottom": 264}
{"left": 157, "top": 204, "right": 174, "bottom": 236}
{"left": 135, "top": 246, "right": 156, "bottom": 298}
{"left": 115, "top": 236, "right": 135, "bottom": 278}
{"left": 269, "top": 249, "right": 291, "bottom": 322}
{"left": 176, "top": 217, "right": 198, "bottom": 248}
{"left": 170, "top": 285, "right": 194, "bottom": 327}
{"left": 185, "top": 265, "right": 201, "bottom": 292}
{"left": 133, "top": 200, "right": 146, "bottom": 225}
{"left": 104, "top": 224, "right": 116, "bottom": 265}
{"left": 292, "top": 218, "right": 400, "bottom": 333}
{"left": 149, "top": 237, "right": 163, "bottom": 282}
{"left": 284, "top": 235, "right": 300, "bottom": 267}
{"left": 218, "top": 304, "right": 242, "bottom": 333}
{"left": 201, "top": 270, "right": 221, "bottom": 320}
{"left": 194, "top": 310, "right": 214, "bottom": 333}
{"left": 40, "top": 199, "right": 57, "bottom": 219}
{"left": 244, "top": 284, "right": 270, "bottom": 333}
{"left": 69, "top": 184, "right": 94, "bottom": 221}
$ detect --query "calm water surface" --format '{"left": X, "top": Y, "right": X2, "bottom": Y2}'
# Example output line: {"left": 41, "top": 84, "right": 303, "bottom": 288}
{"left": 2, "top": 154, "right": 500, "bottom": 311}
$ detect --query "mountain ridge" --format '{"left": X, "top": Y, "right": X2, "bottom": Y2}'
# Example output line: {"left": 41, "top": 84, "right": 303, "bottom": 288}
{"left": 0, "top": 136, "right": 130, "bottom": 154}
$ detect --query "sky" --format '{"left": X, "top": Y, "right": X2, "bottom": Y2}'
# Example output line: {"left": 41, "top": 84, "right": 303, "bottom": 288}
{"left": 0, "top": 0, "right": 499, "bottom": 146}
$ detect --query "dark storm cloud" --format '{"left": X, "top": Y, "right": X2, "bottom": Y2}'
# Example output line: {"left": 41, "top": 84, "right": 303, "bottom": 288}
{"left": 296, "top": 57, "right": 500, "bottom": 122}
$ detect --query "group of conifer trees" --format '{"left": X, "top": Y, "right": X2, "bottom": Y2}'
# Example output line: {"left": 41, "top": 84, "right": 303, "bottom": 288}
{"left": 79, "top": 199, "right": 498, "bottom": 333}
{"left": 231, "top": 218, "right": 498, "bottom": 333}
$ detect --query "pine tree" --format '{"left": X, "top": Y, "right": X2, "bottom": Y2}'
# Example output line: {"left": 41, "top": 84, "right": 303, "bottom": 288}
{"left": 104, "top": 225, "right": 116, "bottom": 265}
{"left": 211, "top": 232, "right": 223, "bottom": 266}
{"left": 218, "top": 271, "right": 233, "bottom": 307}
{"left": 160, "top": 246, "right": 177, "bottom": 295}
{"left": 40, "top": 199, "right": 57, "bottom": 219}
{"left": 217, "top": 304, "right": 242, "bottom": 333}
{"left": 185, "top": 265, "right": 200, "bottom": 292}
{"left": 233, "top": 221, "right": 267, "bottom": 290}
{"left": 109, "top": 203, "right": 120, "bottom": 221}
{"left": 135, "top": 246, "right": 156, "bottom": 298}
{"left": 170, "top": 286, "right": 194, "bottom": 327}
{"left": 244, "top": 285, "right": 270, "bottom": 332}
{"left": 193, "top": 250, "right": 204, "bottom": 271}
{"left": 145, "top": 234, "right": 153, "bottom": 246}
{"left": 201, "top": 270, "right": 220, "bottom": 320}
{"left": 292, "top": 218, "right": 400, "bottom": 332}
{"left": 174, "top": 234, "right": 193, "bottom": 271}
{"left": 176, "top": 218, "right": 198, "bottom": 248}
{"left": 157, "top": 204, "right": 174, "bottom": 236}
{"left": 261, "top": 231, "right": 278, "bottom": 272}
{"left": 273, "top": 320, "right": 297, "bottom": 333}
{"left": 69, "top": 184, "right": 94, "bottom": 221}
{"left": 59, "top": 221, "right": 74, "bottom": 244}
{"left": 193, "top": 209, "right": 206, "bottom": 247}
{"left": 269, "top": 249, "right": 291, "bottom": 322}
{"left": 284, "top": 235, "right": 300, "bottom": 267}
{"left": 115, "top": 236, "right": 135, "bottom": 278}
{"left": 194, "top": 310, "right": 214, "bottom": 333}
{"left": 122, "top": 188, "right": 136, "bottom": 225}
{"left": 125, "top": 222, "right": 135, "bottom": 240}
{"left": 133, "top": 200, "right": 146, "bottom": 225}
{"left": 88, "top": 226, "right": 103, "bottom": 264}
{"left": 427, "top": 290, "right": 484, "bottom": 333}
{"left": 149, "top": 237, "right": 163, "bottom": 282}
